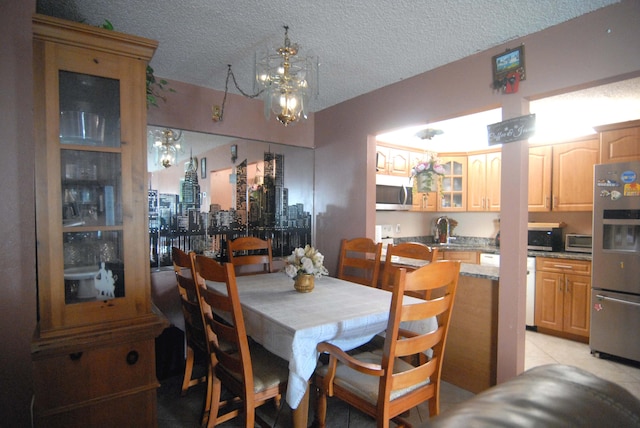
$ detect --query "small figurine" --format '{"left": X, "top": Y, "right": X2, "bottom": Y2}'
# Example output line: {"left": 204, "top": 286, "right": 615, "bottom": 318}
{"left": 94, "top": 262, "right": 116, "bottom": 298}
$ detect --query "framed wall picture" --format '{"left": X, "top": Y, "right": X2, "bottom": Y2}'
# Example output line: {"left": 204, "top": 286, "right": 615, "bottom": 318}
{"left": 492, "top": 45, "right": 526, "bottom": 90}
{"left": 200, "top": 157, "right": 207, "bottom": 179}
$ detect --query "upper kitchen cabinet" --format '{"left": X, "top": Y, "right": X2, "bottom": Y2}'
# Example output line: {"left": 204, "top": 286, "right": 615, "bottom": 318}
{"left": 409, "top": 151, "right": 437, "bottom": 212}
{"left": 552, "top": 137, "right": 599, "bottom": 211}
{"left": 528, "top": 146, "right": 552, "bottom": 211}
{"left": 528, "top": 137, "right": 599, "bottom": 212}
{"left": 595, "top": 119, "right": 640, "bottom": 163}
{"left": 467, "top": 150, "right": 501, "bottom": 212}
{"left": 376, "top": 144, "right": 411, "bottom": 176}
{"left": 438, "top": 156, "right": 467, "bottom": 211}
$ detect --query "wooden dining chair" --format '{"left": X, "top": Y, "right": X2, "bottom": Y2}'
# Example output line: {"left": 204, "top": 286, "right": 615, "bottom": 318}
{"left": 380, "top": 242, "right": 439, "bottom": 296}
{"left": 336, "top": 237, "right": 383, "bottom": 287}
{"left": 227, "top": 236, "right": 274, "bottom": 276}
{"left": 314, "top": 260, "right": 461, "bottom": 428}
{"left": 191, "top": 253, "right": 289, "bottom": 428}
{"left": 171, "top": 247, "right": 210, "bottom": 413}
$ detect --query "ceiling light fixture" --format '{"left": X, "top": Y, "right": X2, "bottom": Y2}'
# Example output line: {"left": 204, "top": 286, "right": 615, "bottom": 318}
{"left": 212, "top": 26, "right": 318, "bottom": 127}
{"left": 415, "top": 128, "right": 444, "bottom": 140}
{"left": 149, "top": 128, "right": 183, "bottom": 168}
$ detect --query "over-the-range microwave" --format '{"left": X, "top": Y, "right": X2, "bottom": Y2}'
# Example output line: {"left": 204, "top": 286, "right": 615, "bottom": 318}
{"left": 376, "top": 175, "right": 413, "bottom": 211}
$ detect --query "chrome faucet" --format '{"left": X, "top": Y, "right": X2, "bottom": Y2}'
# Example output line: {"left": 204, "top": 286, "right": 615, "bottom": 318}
{"left": 436, "top": 216, "right": 451, "bottom": 244}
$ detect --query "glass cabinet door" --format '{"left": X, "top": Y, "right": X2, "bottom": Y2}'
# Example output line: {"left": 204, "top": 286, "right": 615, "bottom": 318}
{"left": 34, "top": 17, "right": 156, "bottom": 335}
{"left": 438, "top": 157, "right": 467, "bottom": 211}
{"left": 59, "top": 72, "right": 125, "bottom": 304}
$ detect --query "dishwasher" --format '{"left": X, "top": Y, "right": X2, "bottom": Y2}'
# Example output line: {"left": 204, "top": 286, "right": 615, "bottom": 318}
{"left": 480, "top": 253, "right": 536, "bottom": 328}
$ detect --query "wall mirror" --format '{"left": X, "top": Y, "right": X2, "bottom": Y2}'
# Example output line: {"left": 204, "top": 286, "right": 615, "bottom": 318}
{"left": 147, "top": 126, "right": 314, "bottom": 268}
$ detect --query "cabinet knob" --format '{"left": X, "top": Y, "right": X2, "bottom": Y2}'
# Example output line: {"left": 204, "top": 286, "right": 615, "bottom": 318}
{"left": 126, "top": 350, "right": 139, "bottom": 365}
{"left": 69, "top": 352, "right": 83, "bottom": 361}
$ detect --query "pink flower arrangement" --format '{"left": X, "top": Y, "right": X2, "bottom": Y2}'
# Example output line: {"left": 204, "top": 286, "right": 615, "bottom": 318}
{"left": 410, "top": 154, "right": 446, "bottom": 178}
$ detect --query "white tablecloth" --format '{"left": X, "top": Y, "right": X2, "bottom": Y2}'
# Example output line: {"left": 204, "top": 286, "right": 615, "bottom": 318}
{"left": 207, "top": 272, "right": 436, "bottom": 409}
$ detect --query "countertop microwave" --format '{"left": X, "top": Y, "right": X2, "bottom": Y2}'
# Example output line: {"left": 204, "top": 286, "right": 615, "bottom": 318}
{"left": 565, "top": 234, "right": 592, "bottom": 253}
{"left": 376, "top": 175, "right": 412, "bottom": 211}
{"left": 527, "top": 222, "right": 564, "bottom": 251}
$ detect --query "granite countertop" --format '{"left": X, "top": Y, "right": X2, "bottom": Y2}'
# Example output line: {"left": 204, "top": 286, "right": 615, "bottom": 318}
{"left": 383, "top": 254, "right": 500, "bottom": 281}
{"left": 382, "top": 240, "right": 592, "bottom": 282}
{"left": 423, "top": 243, "right": 592, "bottom": 261}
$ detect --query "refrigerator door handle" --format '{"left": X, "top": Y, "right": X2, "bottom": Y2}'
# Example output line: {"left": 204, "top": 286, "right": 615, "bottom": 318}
{"left": 596, "top": 294, "right": 640, "bottom": 308}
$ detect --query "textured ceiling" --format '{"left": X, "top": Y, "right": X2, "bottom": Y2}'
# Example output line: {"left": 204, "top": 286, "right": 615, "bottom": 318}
{"left": 41, "top": 0, "right": 620, "bottom": 112}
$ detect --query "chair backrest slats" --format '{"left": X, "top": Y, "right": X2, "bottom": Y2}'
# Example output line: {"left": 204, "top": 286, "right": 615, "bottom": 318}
{"left": 227, "top": 236, "right": 274, "bottom": 276}
{"left": 380, "top": 242, "right": 438, "bottom": 293}
{"left": 337, "top": 237, "right": 382, "bottom": 287}
{"left": 380, "top": 260, "right": 460, "bottom": 412}
{"left": 172, "top": 247, "right": 207, "bottom": 353}
{"left": 192, "top": 254, "right": 254, "bottom": 387}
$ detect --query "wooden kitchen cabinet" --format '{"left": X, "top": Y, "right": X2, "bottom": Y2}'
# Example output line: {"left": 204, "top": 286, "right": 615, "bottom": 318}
{"left": 376, "top": 146, "right": 390, "bottom": 173}
{"left": 467, "top": 151, "right": 501, "bottom": 212}
{"left": 409, "top": 151, "right": 437, "bottom": 211}
{"left": 551, "top": 137, "right": 600, "bottom": 211}
{"left": 527, "top": 138, "right": 599, "bottom": 212}
{"left": 411, "top": 190, "right": 437, "bottom": 211}
{"left": 535, "top": 257, "right": 591, "bottom": 341}
{"left": 32, "top": 15, "right": 167, "bottom": 426}
{"left": 376, "top": 144, "right": 411, "bottom": 176}
{"left": 528, "top": 145, "right": 552, "bottom": 211}
{"left": 595, "top": 119, "right": 640, "bottom": 163}
{"left": 442, "top": 275, "right": 498, "bottom": 393}
{"left": 438, "top": 156, "right": 467, "bottom": 211}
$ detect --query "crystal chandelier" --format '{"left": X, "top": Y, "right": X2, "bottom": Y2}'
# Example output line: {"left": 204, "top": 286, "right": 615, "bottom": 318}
{"left": 149, "top": 128, "right": 183, "bottom": 168}
{"left": 255, "top": 26, "right": 318, "bottom": 126}
{"left": 212, "top": 26, "right": 318, "bottom": 127}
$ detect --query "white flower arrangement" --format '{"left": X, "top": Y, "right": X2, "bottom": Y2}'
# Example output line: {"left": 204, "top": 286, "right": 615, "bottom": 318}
{"left": 284, "top": 245, "right": 329, "bottom": 279}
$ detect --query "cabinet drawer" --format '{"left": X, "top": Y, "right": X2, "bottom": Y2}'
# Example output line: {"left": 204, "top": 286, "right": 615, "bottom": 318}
{"left": 33, "top": 338, "right": 157, "bottom": 410}
{"left": 536, "top": 257, "right": 591, "bottom": 275}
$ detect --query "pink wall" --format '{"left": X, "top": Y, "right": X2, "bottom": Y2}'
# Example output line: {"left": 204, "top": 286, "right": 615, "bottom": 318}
{"left": 147, "top": 79, "right": 315, "bottom": 149}
{"left": 4, "top": 1, "right": 640, "bottom": 424}
{"left": 315, "top": 0, "right": 640, "bottom": 383}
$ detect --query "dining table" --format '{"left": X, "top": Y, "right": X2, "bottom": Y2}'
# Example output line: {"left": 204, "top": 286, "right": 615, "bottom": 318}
{"left": 206, "top": 272, "right": 436, "bottom": 428}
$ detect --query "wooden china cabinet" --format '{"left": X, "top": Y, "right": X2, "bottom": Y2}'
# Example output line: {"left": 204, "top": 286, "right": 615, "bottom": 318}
{"left": 31, "top": 15, "right": 167, "bottom": 427}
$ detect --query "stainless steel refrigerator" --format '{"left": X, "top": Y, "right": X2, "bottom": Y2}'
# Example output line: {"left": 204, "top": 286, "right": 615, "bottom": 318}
{"left": 590, "top": 161, "right": 640, "bottom": 362}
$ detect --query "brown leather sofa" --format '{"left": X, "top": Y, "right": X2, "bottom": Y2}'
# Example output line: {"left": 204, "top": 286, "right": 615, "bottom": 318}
{"left": 430, "top": 364, "right": 640, "bottom": 427}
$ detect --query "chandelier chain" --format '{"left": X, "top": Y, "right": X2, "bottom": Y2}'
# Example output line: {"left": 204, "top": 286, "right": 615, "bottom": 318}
{"left": 217, "top": 64, "right": 264, "bottom": 121}
{"left": 212, "top": 26, "right": 316, "bottom": 126}
{"left": 227, "top": 64, "right": 264, "bottom": 99}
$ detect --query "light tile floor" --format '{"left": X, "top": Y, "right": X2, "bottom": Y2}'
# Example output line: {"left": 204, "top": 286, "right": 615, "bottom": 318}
{"left": 157, "top": 330, "right": 640, "bottom": 427}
